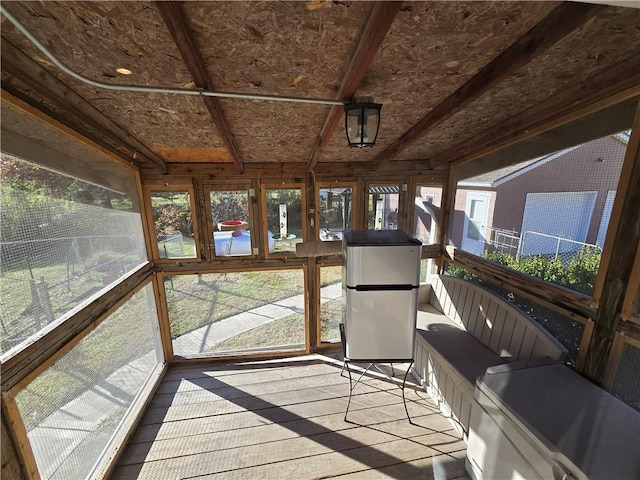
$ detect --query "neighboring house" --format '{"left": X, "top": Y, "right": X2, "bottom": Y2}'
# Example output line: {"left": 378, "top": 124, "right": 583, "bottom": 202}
{"left": 448, "top": 132, "right": 628, "bottom": 256}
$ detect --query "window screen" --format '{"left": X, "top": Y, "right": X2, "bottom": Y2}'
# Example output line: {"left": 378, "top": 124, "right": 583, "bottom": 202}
{"left": 414, "top": 185, "right": 442, "bottom": 245}
{"left": 611, "top": 342, "right": 640, "bottom": 412}
{"left": 451, "top": 129, "right": 630, "bottom": 296}
{"left": 264, "top": 188, "right": 304, "bottom": 255}
{"left": 367, "top": 185, "right": 399, "bottom": 230}
{"left": 14, "top": 283, "right": 160, "bottom": 480}
{"left": 150, "top": 191, "right": 196, "bottom": 259}
{"left": 320, "top": 265, "right": 343, "bottom": 343}
{"left": 0, "top": 154, "right": 146, "bottom": 357}
{"left": 166, "top": 269, "right": 306, "bottom": 356}
{"left": 210, "top": 189, "right": 253, "bottom": 257}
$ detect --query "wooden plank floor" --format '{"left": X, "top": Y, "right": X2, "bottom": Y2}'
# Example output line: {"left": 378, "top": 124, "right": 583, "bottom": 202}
{"left": 110, "top": 353, "right": 468, "bottom": 480}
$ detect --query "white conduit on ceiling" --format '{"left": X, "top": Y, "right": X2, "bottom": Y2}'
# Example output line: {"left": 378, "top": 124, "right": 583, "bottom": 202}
{"left": 1, "top": 5, "right": 345, "bottom": 107}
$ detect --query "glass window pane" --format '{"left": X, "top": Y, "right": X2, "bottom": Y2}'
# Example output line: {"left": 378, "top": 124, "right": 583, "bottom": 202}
{"left": 150, "top": 191, "right": 196, "bottom": 259}
{"left": 15, "top": 284, "right": 160, "bottom": 480}
{"left": 318, "top": 187, "right": 353, "bottom": 241}
{"left": 166, "top": 270, "right": 305, "bottom": 355}
{"left": 0, "top": 154, "right": 147, "bottom": 357}
{"left": 210, "top": 190, "right": 252, "bottom": 257}
{"left": 368, "top": 186, "right": 399, "bottom": 230}
{"left": 414, "top": 186, "right": 442, "bottom": 245}
{"left": 451, "top": 128, "right": 630, "bottom": 296}
{"left": 265, "top": 188, "right": 303, "bottom": 254}
{"left": 320, "top": 266, "right": 343, "bottom": 343}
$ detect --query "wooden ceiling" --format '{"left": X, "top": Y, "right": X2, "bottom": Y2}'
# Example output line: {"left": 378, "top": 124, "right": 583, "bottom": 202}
{"left": 1, "top": 1, "right": 639, "bottom": 175}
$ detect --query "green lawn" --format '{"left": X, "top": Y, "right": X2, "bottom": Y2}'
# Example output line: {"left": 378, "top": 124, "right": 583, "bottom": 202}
{"left": 165, "top": 270, "right": 305, "bottom": 338}
{"left": 212, "top": 313, "right": 305, "bottom": 352}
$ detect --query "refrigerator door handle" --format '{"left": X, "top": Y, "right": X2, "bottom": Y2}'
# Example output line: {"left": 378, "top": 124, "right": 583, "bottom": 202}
{"left": 348, "top": 284, "right": 416, "bottom": 292}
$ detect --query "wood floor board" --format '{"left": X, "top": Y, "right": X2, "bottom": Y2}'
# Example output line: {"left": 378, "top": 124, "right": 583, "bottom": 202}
{"left": 332, "top": 452, "right": 468, "bottom": 479}
{"left": 157, "top": 362, "right": 338, "bottom": 394}
{"left": 129, "top": 389, "right": 413, "bottom": 444}
{"left": 140, "top": 381, "right": 374, "bottom": 425}
{"left": 119, "top": 409, "right": 443, "bottom": 467}
{"left": 180, "top": 438, "right": 442, "bottom": 480}
{"left": 112, "top": 355, "right": 467, "bottom": 480}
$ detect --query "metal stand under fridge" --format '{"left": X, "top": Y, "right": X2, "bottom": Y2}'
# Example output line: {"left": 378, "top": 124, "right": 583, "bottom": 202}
{"left": 342, "top": 230, "right": 422, "bottom": 423}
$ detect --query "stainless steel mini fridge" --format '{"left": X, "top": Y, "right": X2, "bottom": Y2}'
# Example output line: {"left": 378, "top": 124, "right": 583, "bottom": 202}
{"left": 343, "top": 230, "right": 422, "bottom": 361}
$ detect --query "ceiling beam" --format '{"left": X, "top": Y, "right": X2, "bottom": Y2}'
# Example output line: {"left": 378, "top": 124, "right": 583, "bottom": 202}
{"left": 155, "top": 1, "right": 244, "bottom": 174}
{"left": 1, "top": 39, "right": 169, "bottom": 173}
{"left": 306, "top": 1, "right": 402, "bottom": 172}
{"left": 371, "top": 1, "right": 606, "bottom": 169}
{"left": 432, "top": 54, "right": 640, "bottom": 169}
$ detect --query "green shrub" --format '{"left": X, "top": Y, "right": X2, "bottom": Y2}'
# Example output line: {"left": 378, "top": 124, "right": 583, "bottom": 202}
{"left": 448, "top": 246, "right": 600, "bottom": 295}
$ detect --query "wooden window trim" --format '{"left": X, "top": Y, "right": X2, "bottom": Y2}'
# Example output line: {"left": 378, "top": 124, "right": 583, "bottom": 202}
{"left": 159, "top": 266, "right": 309, "bottom": 359}
{"left": 204, "top": 183, "right": 257, "bottom": 260}
{"left": 621, "top": 242, "right": 640, "bottom": 324}
{"left": 260, "top": 182, "right": 307, "bottom": 259}
{"left": 315, "top": 181, "right": 358, "bottom": 241}
{"left": 365, "top": 179, "right": 407, "bottom": 232}
{"left": 144, "top": 184, "right": 201, "bottom": 263}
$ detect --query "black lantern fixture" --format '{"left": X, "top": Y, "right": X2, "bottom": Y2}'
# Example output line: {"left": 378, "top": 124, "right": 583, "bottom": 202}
{"left": 344, "top": 97, "right": 382, "bottom": 148}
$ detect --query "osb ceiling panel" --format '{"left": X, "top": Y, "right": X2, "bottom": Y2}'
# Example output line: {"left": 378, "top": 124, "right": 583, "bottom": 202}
{"left": 184, "top": 1, "right": 372, "bottom": 163}
{"left": 1, "top": 1, "right": 227, "bottom": 162}
{"left": 397, "top": 5, "right": 640, "bottom": 162}
{"left": 319, "top": 0, "right": 560, "bottom": 163}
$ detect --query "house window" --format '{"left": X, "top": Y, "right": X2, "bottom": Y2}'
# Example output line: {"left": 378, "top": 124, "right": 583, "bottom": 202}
{"left": 209, "top": 188, "right": 253, "bottom": 257}
{"left": 149, "top": 189, "right": 198, "bottom": 260}
{"left": 165, "top": 269, "right": 306, "bottom": 356}
{"left": 367, "top": 184, "right": 400, "bottom": 230}
{"left": 317, "top": 183, "right": 356, "bottom": 241}
{"left": 451, "top": 128, "right": 630, "bottom": 296}
{"left": 261, "top": 184, "right": 305, "bottom": 256}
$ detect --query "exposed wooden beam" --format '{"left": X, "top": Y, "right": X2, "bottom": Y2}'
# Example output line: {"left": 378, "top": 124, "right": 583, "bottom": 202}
{"left": 371, "top": 2, "right": 606, "bottom": 169}
{"left": 155, "top": 1, "right": 244, "bottom": 174}
{"left": 433, "top": 55, "right": 640, "bottom": 169}
{"left": 2, "top": 38, "right": 167, "bottom": 173}
{"left": 584, "top": 99, "right": 640, "bottom": 384}
{"left": 306, "top": 1, "right": 402, "bottom": 171}
{"left": 1, "top": 39, "right": 169, "bottom": 174}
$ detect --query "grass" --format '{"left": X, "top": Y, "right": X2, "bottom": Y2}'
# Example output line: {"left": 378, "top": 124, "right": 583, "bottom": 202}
{"left": 212, "top": 313, "right": 305, "bottom": 352}
{"left": 15, "top": 286, "right": 157, "bottom": 430}
{"left": 0, "top": 252, "right": 142, "bottom": 353}
{"left": 157, "top": 236, "right": 196, "bottom": 258}
{"left": 165, "top": 270, "right": 305, "bottom": 338}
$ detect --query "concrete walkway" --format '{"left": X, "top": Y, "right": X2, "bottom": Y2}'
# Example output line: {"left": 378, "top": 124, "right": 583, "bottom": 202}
{"left": 173, "top": 282, "right": 343, "bottom": 354}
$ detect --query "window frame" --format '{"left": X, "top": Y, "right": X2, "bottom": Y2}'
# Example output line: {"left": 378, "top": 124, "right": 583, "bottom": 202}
{"left": 144, "top": 184, "right": 201, "bottom": 263}
{"left": 205, "top": 183, "right": 257, "bottom": 260}
{"left": 260, "top": 182, "right": 307, "bottom": 259}
{"left": 315, "top": 181, "right": 357, "bottom": 242}
{"left": 365, "top": 180, "right": 406, "bottom": 232}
